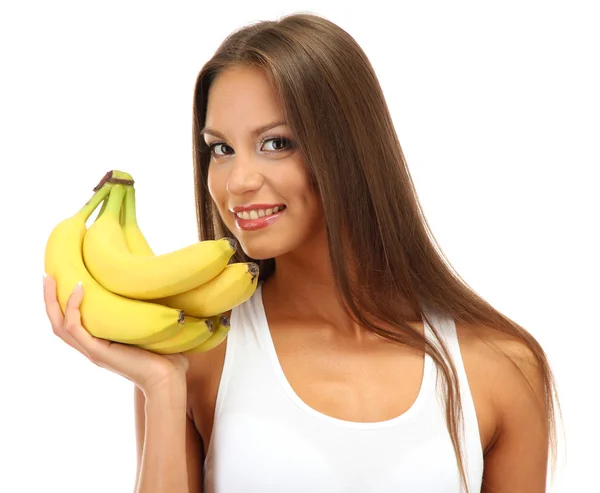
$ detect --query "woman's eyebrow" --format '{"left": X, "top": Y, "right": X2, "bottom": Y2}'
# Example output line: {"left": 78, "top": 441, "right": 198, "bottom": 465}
{"left": 200, "top": 120, "right": 288, "bottom": 139}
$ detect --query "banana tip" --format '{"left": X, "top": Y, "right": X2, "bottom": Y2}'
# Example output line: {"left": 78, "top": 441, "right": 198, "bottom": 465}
{"left": 248, "top": 262, "right": 260, "bottom": 278}
{"left": 225, "top": 237, "right": 238, "bottom": 252}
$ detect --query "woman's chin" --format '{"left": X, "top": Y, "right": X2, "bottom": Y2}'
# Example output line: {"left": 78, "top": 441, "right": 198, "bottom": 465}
{"left": 243, "top": 251, "right": 278, "bottom": 262}
{"left": 238, "top": 242, "right": 283, "bottom": 262}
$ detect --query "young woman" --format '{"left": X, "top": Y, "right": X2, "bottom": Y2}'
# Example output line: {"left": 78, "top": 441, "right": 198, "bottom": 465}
{"left": 43, "top": 12, "right": 560, "bottom": 493}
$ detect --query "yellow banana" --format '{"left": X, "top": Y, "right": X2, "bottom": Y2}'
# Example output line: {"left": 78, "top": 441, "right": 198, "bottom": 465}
{"left": 119, "top": 182, "right": 217, "bottom": 354}
{"left": 120, "top": 181, "right": 258, "bottom": 319}
{"left": 44, "top": 178, "right": 185, "bottom": 345}
{"left": 182, "top": 314, "right": 232, "bottom": 354}
{"left": 82, "top": 183, "right": 237, "bottom": 299}
{"left": 135, "top": 315, "right": 214, "bottom": 354}
{"left": 154, "top": 262, "right": 259, "bottom": 318}
{"left": 114, "top": 179, "right": 253, "bottom": 354}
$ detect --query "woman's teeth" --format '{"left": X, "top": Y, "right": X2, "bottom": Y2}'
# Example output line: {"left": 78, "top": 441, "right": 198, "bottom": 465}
{"left": 236, "top": 205, "right": 286, "bottom": 220}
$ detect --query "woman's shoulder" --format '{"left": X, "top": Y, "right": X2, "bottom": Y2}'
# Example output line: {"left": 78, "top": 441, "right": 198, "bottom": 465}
{"left": 456, "top": 321, "right": 543, "bottom": 382}
{"left": 456, "top": 321, "right": 546, "bottom": 448}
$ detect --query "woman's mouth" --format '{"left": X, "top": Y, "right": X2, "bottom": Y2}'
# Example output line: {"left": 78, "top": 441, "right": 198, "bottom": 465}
{"left": 234, "top": 205, "right": 287, "bottom": 231}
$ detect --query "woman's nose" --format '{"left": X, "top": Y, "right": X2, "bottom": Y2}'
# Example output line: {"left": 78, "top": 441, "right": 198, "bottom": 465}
{"left": 225, "top": 157, "right": 264, "bottom": 196}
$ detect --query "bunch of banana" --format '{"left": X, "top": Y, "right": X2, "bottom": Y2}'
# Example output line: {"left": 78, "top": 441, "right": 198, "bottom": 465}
{"left": 44, "top": 170, "right": 259, "bottom": 355}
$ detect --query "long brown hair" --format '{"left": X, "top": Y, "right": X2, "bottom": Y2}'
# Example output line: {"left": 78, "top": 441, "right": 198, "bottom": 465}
{"left": 191, "top": 12, "right": 561, "bottom": 491}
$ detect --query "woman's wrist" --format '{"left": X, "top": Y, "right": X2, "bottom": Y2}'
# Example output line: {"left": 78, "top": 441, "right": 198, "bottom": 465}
{"left": 144, "top": 378, "right": 188, "bottom": 411}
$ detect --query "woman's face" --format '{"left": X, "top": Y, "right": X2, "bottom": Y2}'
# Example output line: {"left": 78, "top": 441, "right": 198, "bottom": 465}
{"left": 204, "top": 65, "right": 325, "bottom": 260}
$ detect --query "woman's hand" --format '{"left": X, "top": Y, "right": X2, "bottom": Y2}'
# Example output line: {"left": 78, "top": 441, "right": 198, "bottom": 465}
{"left": 43, "top": 274, "right": 189, "bottom": 396}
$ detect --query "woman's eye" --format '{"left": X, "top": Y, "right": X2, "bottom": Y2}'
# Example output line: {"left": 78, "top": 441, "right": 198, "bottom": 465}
{"left": 262, "top": 137, "right": 291, "bottom": 151}
{"left": 207, "top": 137, "right": 294, "bottom": 159}
{"left": 208, "top": 143, "right": 232, "bottom": 157}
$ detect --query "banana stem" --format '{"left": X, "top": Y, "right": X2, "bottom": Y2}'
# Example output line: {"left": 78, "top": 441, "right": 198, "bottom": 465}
{"left": 106, "top": 184, "right": 126, "bottom": 219}
{"left": 123, "top": 185, "right": 138, "bottom": 227}
{"left": 119, "top": 198, "right": 125, "bottom": 225}
{"left": 98, "top": 197, "right": 109, "bottom": 219}
{"left": 76, "top": 184, "right": 113, "bottom": 221}
{"left": 103, "top": 183, "right": 126, "bottom": 220}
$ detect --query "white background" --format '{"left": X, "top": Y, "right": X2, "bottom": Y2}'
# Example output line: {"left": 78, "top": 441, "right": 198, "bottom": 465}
{"left": 1, "top": 0, "right": 598, "bottom": 491}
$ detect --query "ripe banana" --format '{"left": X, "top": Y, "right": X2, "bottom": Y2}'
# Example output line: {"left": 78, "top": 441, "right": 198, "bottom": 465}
{"left": 121, "top": 185, "right": 239, "bottom": 354}
{"left": 44, "top": 179, "right": 185, "bottom": 345}
{"left": 82, "top": 183, "right": 237, "bottom": 299}
{"left": 118, "top": 182, "right": 229, "bottom": 355}
{"left": 183, "top": 314, "right": 232, "bottom": 354}
{"left": 108, "top": 177, "right": 224, "bottom": 355}
{"left": 135, "top": 315, "right": 214, "bottom": 354}
{"left": 154, "top": 262, "right": 259, "bottom": 318}
{"left": 120, "top": 180, "right": 258, "bottom": 321}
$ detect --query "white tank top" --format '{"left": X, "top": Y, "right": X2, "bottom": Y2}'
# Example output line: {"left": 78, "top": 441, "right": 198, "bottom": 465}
{"left": 203, "top": 282, "right": 484, "bottom": 493}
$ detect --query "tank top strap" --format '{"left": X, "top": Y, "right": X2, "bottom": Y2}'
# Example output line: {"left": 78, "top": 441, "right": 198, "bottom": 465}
{"left": 421, "top": 302, "right": 484, "bottom": 474}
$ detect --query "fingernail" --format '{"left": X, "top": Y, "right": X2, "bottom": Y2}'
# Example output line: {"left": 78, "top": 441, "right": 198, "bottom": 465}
{"left": 72, "top": 281, "right": 83, "bottom": 293}
{"left": 43, "top": 273, "right": 47, "bottom": 290}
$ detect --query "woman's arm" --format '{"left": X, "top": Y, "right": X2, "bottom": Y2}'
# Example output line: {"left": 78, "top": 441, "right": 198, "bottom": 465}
{"left": 42, "top": 275, "right": 203, "bottom": 492}
{"left": 134, "top": 382, "right": 204, "bottom": 493}
{"left": 481, "top": 338, "right": 550, "bottom": 493}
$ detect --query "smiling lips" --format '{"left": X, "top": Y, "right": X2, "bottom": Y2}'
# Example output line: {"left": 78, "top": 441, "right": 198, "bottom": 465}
{"left": 235, "top": 205, "right": 285, "bottom": 220}
{"left": 232, "top": 204, "right": 287, "bottom": 231}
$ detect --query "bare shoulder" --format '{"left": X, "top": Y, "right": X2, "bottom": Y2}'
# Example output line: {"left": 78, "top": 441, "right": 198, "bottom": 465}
{"left": 456, "top": 321, "right": 545, "bottom": 397}
{"left": 455, "top": 320, "right": 548, "bottom": 456}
